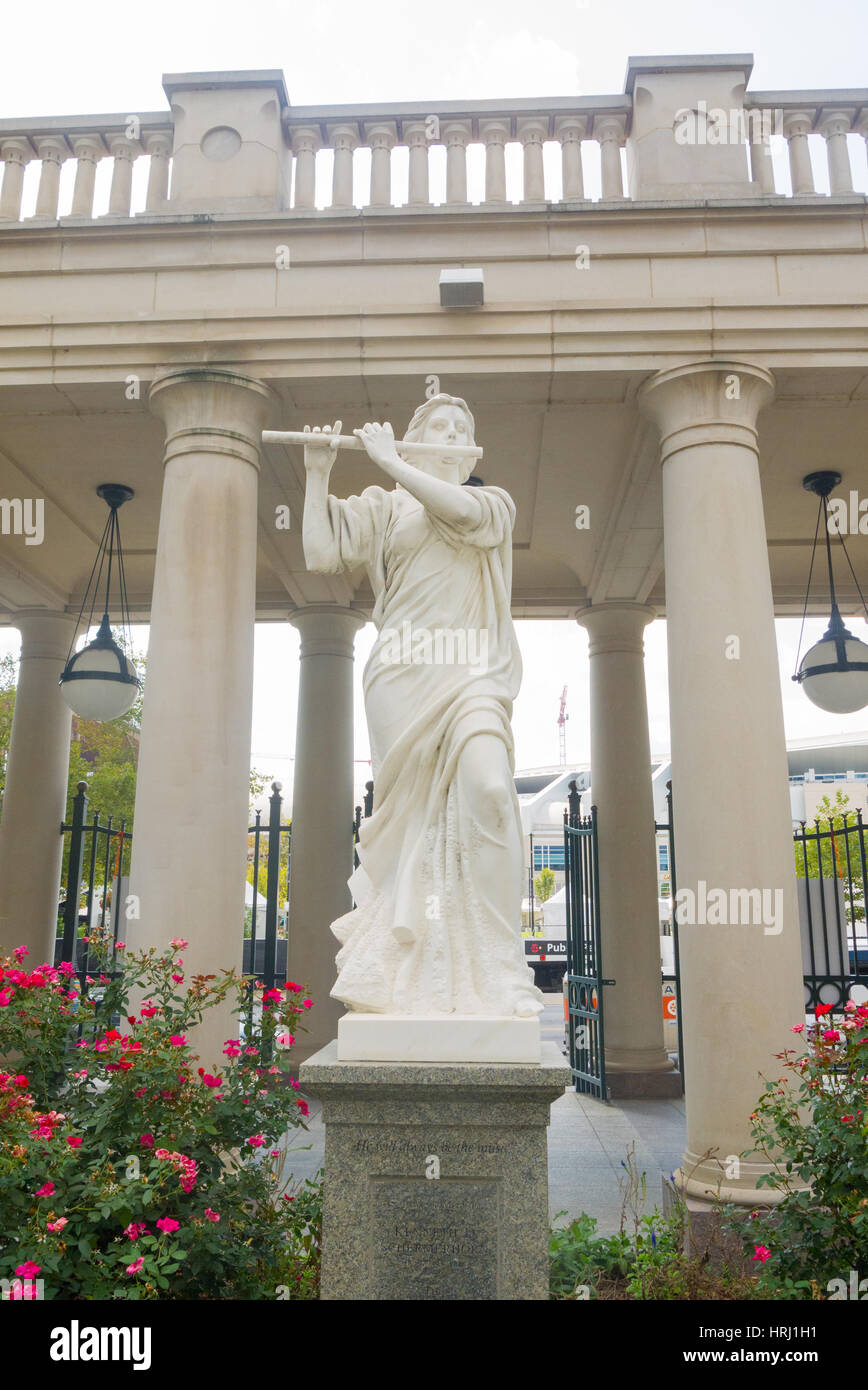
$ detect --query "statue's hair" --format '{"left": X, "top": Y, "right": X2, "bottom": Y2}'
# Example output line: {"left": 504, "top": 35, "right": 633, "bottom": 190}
{"left": 401, "top": 393, "right": 476, "bottom": 483}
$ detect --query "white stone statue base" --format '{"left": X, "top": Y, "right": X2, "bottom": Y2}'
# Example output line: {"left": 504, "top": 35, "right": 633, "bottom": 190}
{"left": 337, "top": 1014, "right": 541, "bottom": 1064}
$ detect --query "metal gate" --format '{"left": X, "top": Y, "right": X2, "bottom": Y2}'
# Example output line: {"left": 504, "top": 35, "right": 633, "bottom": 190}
{"left": 563, "top": 795, "right": 612, "bottom": 1099}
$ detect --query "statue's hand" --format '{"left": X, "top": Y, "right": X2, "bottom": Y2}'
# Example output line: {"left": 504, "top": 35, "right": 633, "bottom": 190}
{"left": 354, "top": 422, "right": 401, "bottom": 472}
{"left": 302, "top": 420, "right": 342, "bottom": 478}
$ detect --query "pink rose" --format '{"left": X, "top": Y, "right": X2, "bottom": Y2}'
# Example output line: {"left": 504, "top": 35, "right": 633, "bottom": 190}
{"left": 66, "top": 1136, "right": 83, "bottom": 1148}
{"left": 125, "top": 1256, "right": 145, "bottom": 1275}
{"left": 168, "top": 1034, "right": 186, "bottom": 1047}
{"left": 140, "top": 1133, "right": 155, "bottom": 1148}
{"left": 46, "top": 1217, "right": 67, "bottom": 1233}
{"left": 156, "top": 1216, "right": 180, "bottom": 1233}
{"left": 204, "top": 1208, "right": 220, "bottom": 1222}
{"left": 170, "top": 937, "right": 189, "bottom": 950}
{"left": 35, "top": 1182, "right": 55, "bottom": 1197}
{"left": 246, "top": 1134, "right": 265, "bottom": 1148}
{"left": 15, "top": 1261, "right": 41, "bottom": 1278}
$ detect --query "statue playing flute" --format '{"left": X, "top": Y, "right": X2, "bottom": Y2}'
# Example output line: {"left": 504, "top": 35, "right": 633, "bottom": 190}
{"left": 299, "top": 394, "right": 543, "bottom": 1019}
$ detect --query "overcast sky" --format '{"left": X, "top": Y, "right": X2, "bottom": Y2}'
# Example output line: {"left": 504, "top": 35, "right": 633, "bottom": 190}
{"left": 2, "top": 0, "right": 867, "bottom": 797}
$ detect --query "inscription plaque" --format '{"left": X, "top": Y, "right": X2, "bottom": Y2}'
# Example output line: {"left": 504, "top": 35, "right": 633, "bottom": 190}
{"left": 371, "top": 1177, "right": 500, "bottom": 1301}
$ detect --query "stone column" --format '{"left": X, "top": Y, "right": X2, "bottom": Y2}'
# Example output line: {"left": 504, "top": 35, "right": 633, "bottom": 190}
{"left": 0, "top": 138, "right": 33, "bottom": 221}
{"left": 365, "top": 123, "right": 397, "bottom": 208}
{"left": 107, "top": 135, "right": 141, "bottom": 216}
{"left": 328, "top": 124, "right": 359, "bottom": 209}
{"left": 287, "top": 605, "right": 364, "bottom": 1066}
{"left": 33, "top": 137, "right": 69, "bottom": 218}
{"left": 69, "top": 135, "right": 106, "bottom": 217}
{"left": 818, "top": 111, "right": 854, "bottom": 194}
{"left": 404, "top": 121, "right": 430, "bottom": 206}
{"left": 289, "top": 127, "right": 320, "bottom": 210}
{"left": 0, "top": 610, "right": 76, "bottom": 964}
{"left": 479, "top": 119, "right": 509, "bottom": 204}
{"left": 144, "top": 132, "right": 172, "bottom": 211}
{"left": 576, "top": 602, "right": 677, "bottom": 1096}
{"left": 127, "top": 368, "right": 275, "bottom": 1067}
{"left": 517, "top": 117, "right": 547, "bottom": 203}
{"left": 596, "top": 115, "right": 626, "bottom": 199}
{"left": 555, "top": 116, "right": 587, "bottom": 200}
{"left": 639, "top": 360, "right": 804, "bottom": 1204}
{"left": 783, "top": 111, "right": 816, "bottom": 195}
{"left": 442, "top": 120, "right": 471, "bottom": 204}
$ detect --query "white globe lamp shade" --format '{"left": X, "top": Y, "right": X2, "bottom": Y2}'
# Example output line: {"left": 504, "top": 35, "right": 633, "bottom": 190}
{"left": 59, "top": 616, "right": 139, "bottom": 721}
{"left": 795, "top": 614, "right": 868, "bottom": 715}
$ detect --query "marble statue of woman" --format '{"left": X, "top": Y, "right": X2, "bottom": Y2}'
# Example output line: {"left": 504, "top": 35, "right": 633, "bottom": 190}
{"left": 302, "top": 395, "right": 543, "bottom": 1021}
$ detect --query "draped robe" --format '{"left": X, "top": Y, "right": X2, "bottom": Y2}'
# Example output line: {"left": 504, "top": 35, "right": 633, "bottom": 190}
{"left": 321, "top": 480, "right": 543, "bottom": 1017}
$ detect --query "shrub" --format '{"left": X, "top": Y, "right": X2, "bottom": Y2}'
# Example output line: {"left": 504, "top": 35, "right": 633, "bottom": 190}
{"left": 0, "top": 936, "right": 320, "bottom": 1299}
{"left": 739, "top": 999, "right": 868, "bottom": 1299}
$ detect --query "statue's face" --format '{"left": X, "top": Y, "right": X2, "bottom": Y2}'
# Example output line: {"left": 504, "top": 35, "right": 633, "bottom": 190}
{"left": 418, "top": 404, "right": 471, "bottom": 479}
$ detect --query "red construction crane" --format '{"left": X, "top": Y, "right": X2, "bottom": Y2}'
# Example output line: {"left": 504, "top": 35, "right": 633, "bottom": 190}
{"left": 558, "top": 685, "right": 568, "bottom": 766}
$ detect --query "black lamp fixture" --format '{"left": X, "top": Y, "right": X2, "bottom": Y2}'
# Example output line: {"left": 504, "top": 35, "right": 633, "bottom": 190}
{"left": 59, "top": 484, "right": 140, "bottom": 722}
{"left": 792, "top": 471, "right": 868, "bottom": 714}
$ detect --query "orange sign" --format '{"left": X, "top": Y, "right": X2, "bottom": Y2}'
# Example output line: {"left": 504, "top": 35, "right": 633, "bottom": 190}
{"left": 662, "top": 985, "right": 677, "bottom": 1021}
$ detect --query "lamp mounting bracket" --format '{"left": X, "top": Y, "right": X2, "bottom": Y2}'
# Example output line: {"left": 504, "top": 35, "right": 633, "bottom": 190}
{"left": 96, "top": 483, "right": 135, "bottom": 510}
{"left": 802, "top": 471, "right": 842, "bottom": 499}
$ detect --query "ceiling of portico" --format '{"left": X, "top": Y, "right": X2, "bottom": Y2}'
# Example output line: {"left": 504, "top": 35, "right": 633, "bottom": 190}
{"left": 0, "top": 366, "right": 866, "bottom": 628}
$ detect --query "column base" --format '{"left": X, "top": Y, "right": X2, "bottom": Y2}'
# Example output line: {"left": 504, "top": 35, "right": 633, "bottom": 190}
{"left": 300, "top": 1040, "right": 570, "bottom": 1300}
{"left": 604, "top": 1045, "right": 680, "bottom": 1096}
{"left": 606, "top": 1069, "right": 683, "bottom": 1099}
{"left": 661, "top": 1179, "right": 770, "bottom": 1270}
{"left": 672, "top": 1150, "right": 800, "bottom": 1207}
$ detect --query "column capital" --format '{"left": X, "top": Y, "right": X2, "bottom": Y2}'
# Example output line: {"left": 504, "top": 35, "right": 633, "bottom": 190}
{"left": 553, "top": 114, "right": 588, "bottom": 144}
{"left": 817, "top": 109, "right": 855, "bottom": 140}
{"left": 287, "top": 124, "right": 322, "bottom": 154}
{"left": 478, "top": 118, "right": 510, "bottom": 146}
{"left": 362, "top": 121, "right": 398, "bottom": 151}
{"left": 149, "top": 367, "right": 277, "bottom": 472}
{"left": 143, "top": 131, "right": 173, "bottom": 159}
{"left": 576, "top": 601, "right": 657, "bottom": 656}
{"left": 326, "top": 122, "right": 360, "bottom": 152}
{"left": 515, "top": 116, "right": 548, "bottom": 145}
{"left": 593, "top": 113, "right": 627, "bottom": 145}
{"left": 11, "top": 607, "right": 77, "bottom": 659}
{"left": 0, "top": 136, "right": 35, "bottom": 166}
{"left": 70, "top": 133, "right": 108, "bottom": 163}
{"left": 441, "top": 119, "right": 472, "bottom": 148}
{"left": 34, "top": 134, "right": 71, "bottom": 165}
{"left": 638, "top": 360, "right": 775, "bottom": 464}
{"left": 289, "top": 604, "right": 365, "bottom": 658}
{"left": 782, "top": 109, "right": 814, "bottom": 140}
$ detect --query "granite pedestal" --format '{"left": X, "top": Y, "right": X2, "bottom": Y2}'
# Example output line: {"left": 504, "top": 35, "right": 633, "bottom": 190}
{"left": 299, "top": 1040, "right": 570, "bottom": 1301}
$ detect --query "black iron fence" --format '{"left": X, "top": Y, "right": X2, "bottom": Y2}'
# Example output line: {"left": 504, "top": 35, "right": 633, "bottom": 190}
{"left": 56, "top": 780, "right": 129, "bottom": 993}
{"left": 245, "top": 781, "right": 291, "bottom": 990}
{"left": 563, "top": 798, "right": 611, "bottom": 1100}
{"left": 795, "top": 810, "right": 868, "bottom": 1012}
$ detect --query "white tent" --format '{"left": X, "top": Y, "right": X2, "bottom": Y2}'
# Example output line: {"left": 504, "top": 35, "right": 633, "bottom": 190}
{"left": 540, "top": 886, "right": 567, "bottom": 930}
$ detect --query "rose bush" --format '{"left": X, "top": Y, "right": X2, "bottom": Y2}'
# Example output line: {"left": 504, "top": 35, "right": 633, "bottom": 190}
{"left": 0, "top": 936, "right": 321, "bottom": 1299}
{"left": 740, "top": 1000, "right": 868, "bottom": 1298}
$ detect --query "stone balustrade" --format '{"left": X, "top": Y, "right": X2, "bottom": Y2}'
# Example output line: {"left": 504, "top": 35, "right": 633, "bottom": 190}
{"left": 746, "top": 91, "right": 868, "bottom": 196}
{"left": 0, "top": 114, "right": 172, "bottom": 221}
{"left": 283, "top": 98, "right": 631, "bottom": 210}
{"left": 1, "top": 74, "right": 866, "bottom": 223}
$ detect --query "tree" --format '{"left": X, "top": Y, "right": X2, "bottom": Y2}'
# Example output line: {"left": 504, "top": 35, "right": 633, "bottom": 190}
{"left": 534, "top": 866, "right": 556, "bottom": 904}
{"left": 795, "top": 789, "right": 865, "bottom": 924}
{"left": 0, "top": 651, "right": 17, "bottom": 810}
